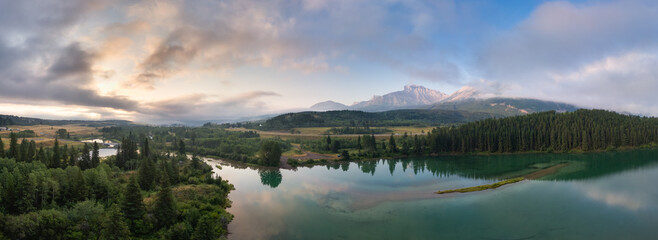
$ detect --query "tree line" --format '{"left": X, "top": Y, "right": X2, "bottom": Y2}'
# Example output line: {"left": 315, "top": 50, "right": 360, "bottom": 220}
{"left": 426, "top": 109, "right": 658, "bottom": 153}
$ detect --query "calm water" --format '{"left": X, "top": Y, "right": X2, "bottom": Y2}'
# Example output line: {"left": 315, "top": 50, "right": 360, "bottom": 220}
{"left": 97, "top": 148, "right": 117, "bottom": 157}
{"left": 205, "top": 149, "right": 658, "bottom": 240}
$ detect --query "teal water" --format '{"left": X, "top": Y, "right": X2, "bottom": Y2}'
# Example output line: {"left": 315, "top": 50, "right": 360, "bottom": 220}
{"left": 205, "top": 149, "right": 658, "bottom": 240}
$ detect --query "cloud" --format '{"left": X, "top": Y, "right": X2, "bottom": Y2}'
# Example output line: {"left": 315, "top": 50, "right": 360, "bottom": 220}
{"left": 479, "top": 0, "right": 658, "bottom": 115}
{"left": 0, "top": 41, "right": 139, "bottom": 111}
{"left": 117, "top": 0, "right": 472, "bottom": 89}
{"left": 138, "top": 91, "right": 281, "bottom": 122}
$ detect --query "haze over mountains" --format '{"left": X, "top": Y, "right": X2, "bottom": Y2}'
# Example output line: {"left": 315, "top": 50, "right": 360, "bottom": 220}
{"left": 310, "top": 85, "right": 578, "bottom": 116}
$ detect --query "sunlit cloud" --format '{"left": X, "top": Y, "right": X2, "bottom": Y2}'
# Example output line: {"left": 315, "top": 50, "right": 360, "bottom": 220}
{"left": 1, "top": 0, "right": 658, "bottom": 122}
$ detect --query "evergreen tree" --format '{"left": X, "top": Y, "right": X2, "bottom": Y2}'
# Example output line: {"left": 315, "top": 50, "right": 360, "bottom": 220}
{"left": 68, "top": 147, "right": 79, "bottom": 166}
{"left": 66, "top": 167, "right": 88, "bottom": 202}
{"left": 388, "top": 134, "right": 397, "bottom": 153}
{"left": 80, "top": 143, "right": 91, "bottom": 170}
{"left": 101, "top": 204, "right": 131, "bottom": 240}
{"left": 37, "top": 146, "right": 45, "bottom": 164}
{"left": 115, "top": 144, "right": 124, "bottom": 169}
{"left": 122, "top": 177, "right": 145, "bottom": 230}
{"left": 51, "top": 139, "right": 60, "bottom": 168}
{"left": 178, "top": 139, "right": 186, "bottom": 155}
{"left": 26, "top": 140, "right": 36, "bottom": 162}
{"left": 18, "top": 139, "right": 28, "bottom": 162}
{"left": 141, "top": 138, "right": 150, "bottom": 159}
{"left": 91, "top": 142, "right": 100, "bottom": 168}
{"left": 8, "top": 132, "right": 18, "bottom": 159}
{"left": 258, "top": 141, "right": 282, "bottom": 167}
{"left": 138, "top": 157, "right": 156, "bottom": 191}
{"left": 331, "top": 140, "right": 340, "bottom": 153}
{"left": 153, "top": 180, "right": 176, "bottom": 228}
{"left": 191, "top": 215, "right": 221, "bottom": 240}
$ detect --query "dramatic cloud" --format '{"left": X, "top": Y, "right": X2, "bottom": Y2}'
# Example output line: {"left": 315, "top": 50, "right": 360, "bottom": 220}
{"left": 2, "top": 0, "right": 658, "bottom": 122}
{"left": 479, "top": 0, "right": 658, "bottom": 114}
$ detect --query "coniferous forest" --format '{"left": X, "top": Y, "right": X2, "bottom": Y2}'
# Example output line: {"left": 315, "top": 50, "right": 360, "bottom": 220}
{"left": 0, "top": 133, "right": 233, "bottom": 239}
{"left": 427, "top": 109, "right": 658, "bottom": 153}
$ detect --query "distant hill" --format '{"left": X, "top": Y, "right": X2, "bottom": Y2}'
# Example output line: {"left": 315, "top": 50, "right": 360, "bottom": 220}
{"left": 249, "top": 109, "right": 502, "bottom": 130}
{"left": 429, "top": 98, "right": 579, "bottom": 117}
{"left": 310, "top": 101, "right": 349, "bottom": 111}
{"left": 0, "top": 114, "right": 133, "bottom": 127}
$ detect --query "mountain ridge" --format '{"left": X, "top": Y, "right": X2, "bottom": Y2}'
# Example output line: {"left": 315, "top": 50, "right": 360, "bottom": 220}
{"left": 309, "top": 84, "right": 579, "bottom": 116}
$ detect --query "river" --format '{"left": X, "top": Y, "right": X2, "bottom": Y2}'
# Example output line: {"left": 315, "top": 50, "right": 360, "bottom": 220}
{"left": 202, "top": 149, "right": 658, "bottom": 239}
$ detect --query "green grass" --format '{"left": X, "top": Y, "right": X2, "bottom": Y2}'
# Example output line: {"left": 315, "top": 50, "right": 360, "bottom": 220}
{"left": 435, "top": 177, "right": 525, "bottom": 194}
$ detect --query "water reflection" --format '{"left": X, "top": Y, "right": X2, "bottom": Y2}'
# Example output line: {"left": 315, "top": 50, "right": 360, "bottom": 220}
{"left": 259, "top": 169, "right": 283, "bottom": 188}
{"left": 208, "top": 149, "right": 658, "bottom": 240}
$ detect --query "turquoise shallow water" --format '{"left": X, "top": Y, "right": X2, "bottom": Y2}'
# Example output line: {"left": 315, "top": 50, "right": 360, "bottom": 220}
{"left": 205, "top": 149, "right": 658, "bottom": 240}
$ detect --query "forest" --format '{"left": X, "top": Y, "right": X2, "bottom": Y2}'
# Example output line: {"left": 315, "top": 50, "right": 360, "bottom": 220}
{"left": 426, "top": 109, "right": 658, "bottom": 153}
{"left": 237, "top": 109, "right": 500, "bottom": 130}
{"left": 290, "top": 110, "right": 658, "bottom": 164}
{"left": 0, "top": 132, "right": 233, "bottom": 240}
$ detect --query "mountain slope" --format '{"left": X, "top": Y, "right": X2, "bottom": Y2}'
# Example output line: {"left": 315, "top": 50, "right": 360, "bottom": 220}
{"left": 430, "top": 98, "right": 579, "bottom": 116}
{"left": 349, "top": 85, "right": 447, "bottom": 111}
{"left": 251, "top": 109, "right": 501, "bottom": 130}
{"left": 310, "top": 101, "right": 349, "bottom": 111}
{"left": 442, "top": 86, "right": 479, "bottom": 102}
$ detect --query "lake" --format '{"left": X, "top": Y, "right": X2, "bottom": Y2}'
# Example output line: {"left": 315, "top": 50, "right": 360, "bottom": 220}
{"left": 97, "top": 148, "right": 117, "bottom": 157}
{"left": 204, "top": 149, "right": 658, "bottom": 240}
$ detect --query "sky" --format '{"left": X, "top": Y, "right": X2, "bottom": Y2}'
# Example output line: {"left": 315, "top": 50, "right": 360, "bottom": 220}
{"left": 1, "top": 0, "right": 657, "bottom": 123}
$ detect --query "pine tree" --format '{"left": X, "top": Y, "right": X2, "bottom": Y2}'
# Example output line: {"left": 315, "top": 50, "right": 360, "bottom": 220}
{"left": 178, "top": 139, "right": 186, "bottom": 155}
{"left": 52, "top": 138, "right": 60, "bottom": 168}
{"left": 80, "top": 143, "right": 91, "bottom": 170}
{"left": 18, "top": 139, "right": 28, "bottom": 162}
{"left": 101, "top": 204, "right": 131, "bottom": 240}
{"left": 153, "top": 180, "right": 176, "bottom": 228}
{"left": 68, "top": 147, "right": 79, "bottom": 166}
{"left": 8, "top": 132, "right": 18, "bottom": 159}
{"left": 141, "top": 138, "right": 150, "bottom": 159}
{"left": 138, "top": 157, "right": 156, "bottom": 190}
{"left": 37, "top": 146, "right": 46, "bottom": 164}
{"left": 26, "top": 140, "right": 36, "bottom": 162}
{"left": 92, "top": 142, "right": 100, "bottom": 168}
{"left": 191, "top": 215, "right": 221, "bottom": 240}
{"left": 122, "top": 177, "right": 145, "bottom": 229}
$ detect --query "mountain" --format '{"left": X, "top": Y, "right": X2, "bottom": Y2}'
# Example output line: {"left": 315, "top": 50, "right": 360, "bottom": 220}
{"left": 310, "top": 101, "right": 349, "bottom": 111}
{"left": 346, "top": 84, "right": 448, "bottom": 111}
{"left": 309, "top": 84, "right": 579, "bottom": 116}
{"left": 429, "top": 98, "right": 579, "bottom": 116}
{"left": 442, "top": 86, "right": 479, "bottom": 102}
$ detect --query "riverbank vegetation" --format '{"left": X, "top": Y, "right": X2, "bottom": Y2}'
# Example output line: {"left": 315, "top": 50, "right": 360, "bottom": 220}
{"left": 0, "top": 133, "right": 232, "bottom": 239}
{"left": 28, "top": 109, "right": 657, "bottom": 170}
